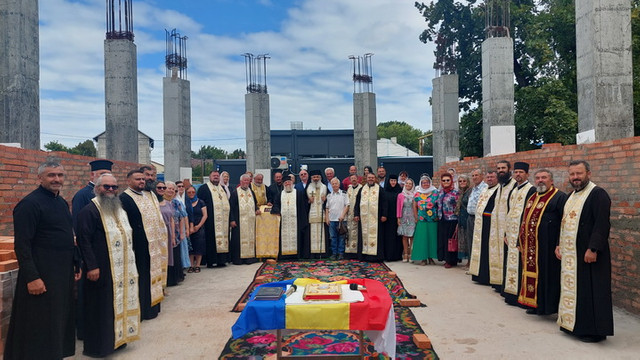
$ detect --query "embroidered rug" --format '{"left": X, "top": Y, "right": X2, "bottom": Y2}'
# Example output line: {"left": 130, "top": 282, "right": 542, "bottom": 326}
{"left": 220, "top": 260, "right": 438, "bottom": 359}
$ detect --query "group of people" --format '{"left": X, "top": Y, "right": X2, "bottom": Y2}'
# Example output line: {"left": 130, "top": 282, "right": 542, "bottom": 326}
{"left": 4, "top": 157, "right": 614, "bottom": 359}
{"left": 460, "top": 160, "right": 613, "bottom": 343}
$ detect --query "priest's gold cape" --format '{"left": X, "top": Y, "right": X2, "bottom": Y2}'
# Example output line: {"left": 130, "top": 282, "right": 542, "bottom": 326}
{"left": 346, "top": 184, "right": 362, "bottom": 254}
{"left": 206, "top": 182, "right": 230, "bottom": 253}
{"left": 306, "top": 182, "right": 327, "bottom": 254}
{"left": 91, "top": 198, "right": 140, "bottom": 348}
{"left": 358, "top": 183, "right": 381, "bottom": 256}
{"left": 123, "top": 188, "right": 167, "bottom": 306}
{"left": 503, "top": 182, "right": 533, "bottom": 295}
{"left": 557, "top": 181, "right": 596, "bottom": 331}
{"left": 469, "top": 184, "right": 500, "bottom": 282}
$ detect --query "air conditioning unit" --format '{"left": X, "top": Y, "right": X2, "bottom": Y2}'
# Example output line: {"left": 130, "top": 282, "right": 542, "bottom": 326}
{"left": 270, "top": 156, "right": 288, "bottom": 170}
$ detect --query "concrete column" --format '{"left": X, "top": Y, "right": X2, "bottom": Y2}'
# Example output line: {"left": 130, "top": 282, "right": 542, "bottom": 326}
{"left": 163, "top": 76, "right": 191, "bottom": 182}
{"left": 482, "top": 37, "right": 515, "bottom": 156}
{"left": 0, "top": 0, "right": 40, "bottom": 149}
{"left": 353, "top": 92, "right": 378, "bottom": 171}
{"left": 245, "top": 93, "right": 271, "bottom": 172}
{"left": 432, "top": 74, "right": 460, "bottom": 170}
{"left": 575, "top": 0, "right": 633, "bottom": 144}
{"left": 104, "top": 39, "right": 138, "bottom": 163}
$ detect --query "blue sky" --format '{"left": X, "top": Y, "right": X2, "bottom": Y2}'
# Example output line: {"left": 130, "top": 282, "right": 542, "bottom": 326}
{"left": 39, "top": 0, "right": 436, "bottom": 163}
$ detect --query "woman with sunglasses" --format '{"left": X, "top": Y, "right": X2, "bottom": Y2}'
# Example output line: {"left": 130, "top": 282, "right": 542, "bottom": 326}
{"left": 155, "top": 182, "right": 176, "bottom": 289}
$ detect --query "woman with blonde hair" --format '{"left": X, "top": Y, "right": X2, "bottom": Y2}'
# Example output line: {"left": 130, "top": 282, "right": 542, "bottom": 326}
{"left": 396, "top": 178, "right": 416, "bottom": 262}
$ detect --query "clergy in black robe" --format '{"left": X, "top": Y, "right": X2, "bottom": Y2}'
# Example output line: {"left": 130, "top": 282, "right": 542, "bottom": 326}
{"left": 196, "top": 171, "right": 231, "bottom": 267}
{"left": 383, "top": 175, "right": 403, "bottom": 261}
{"left": 229, "top": 174, "right": 259, "bottom": 265}
{"left": 469, "top": 172, "right": 500, "bottom": 285}
{"left": 71, "top": 159, "right": 112, "bottom": 340}
{"left": 76, "top": 174, "right": 140, "bottom": 357}
{"left": 354, "top": 174, "right": 388, "bottom": 262}
{"left": 518, "top": 171, "right": 566, "bottom": 315}
{"left": 557, "top": 161, "right": 613, "bottom": 342}
{"left": 120, "top": 170, "right": 167, "bottom": 321}
{"left": 267, "top": 171, "right": 284, "bottom": 204}
{"left": 5, "top": 163, "right": 80, "bottom": 360}
{"left": 271, "top": 176, "right": 309, "bottom": 260}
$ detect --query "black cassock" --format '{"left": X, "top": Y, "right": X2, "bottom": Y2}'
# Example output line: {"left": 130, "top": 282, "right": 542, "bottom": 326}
{"left": 196, "top": 185, "right": 230, "bottom": 267}
{"left": 229, "top": 187, "right": 259, "bottom": 265}
{"left": 565, "top": 186, "right": 614, "bottom": 337}
{"left": 383, "top": 184, "right": 402, "bottom": 262}
{"left": 5, "top": 186, "right": 77, "bottom": 360}
{"left": 271, "top": 189, "right": 309, "bottom": 260}
{"left": 75, "top": 202, "right": 120, "bottom": 357}
{"left": 354, "top": 185, "right": 388, "bottom": 262}
{"left": 119, "top": 191, "right": 160, "bottom": 320}
{"left": 472, "top": 190, "right": 497, "bottom": 285}
{"left": 518, "top": 189, "right": 567, "bottom": 314}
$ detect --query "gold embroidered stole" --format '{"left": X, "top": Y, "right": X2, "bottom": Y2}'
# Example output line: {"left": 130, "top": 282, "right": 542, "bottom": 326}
{"left": 306, "top": 182, "right": 327, "bottom": 253}
{"left": 346, "top": 184, "right": 362, "bottom": 254}
{"left": 91, "top": 198, "right": 140, "bottom": 348}
{"left": 251, "top": 183, "right": 268, "bottom": 206}
{"left": 255, "top": 205, "right": 280, "bottom": 258}
{"left": 236, "top": 187, "right": 256, "bottom": 258}
{"left": 557, "top": 181, "right": 596, "bottom": 331}
{"left": 491, "top": 178, "right": 516, "bottom": 285}
{"left": 279, "top": 190, "right": 298, "bottom": 255}
{"left": 469, "top": 185, "right": 500, "bottom": 276}
{"left": 504, "top": 182, "right": 533, "bottom": 294}
{"left": 206, "top": 182, "right": 230, "bottom": 253}
{"left": 123, "top": 189, "right": 167, "bottom": 306}
{"left": 359, "top": 184, "right": 380, "bottom": 256}
{"left": 518, "top": 187, "right": 558, "bottom": 306}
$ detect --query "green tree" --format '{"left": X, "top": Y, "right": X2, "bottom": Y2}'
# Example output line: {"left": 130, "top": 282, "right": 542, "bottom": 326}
{"left": 192, "top": 145, "right": 227, "bottom": 160}
{"left": 415, "top": 0, "right": 582, "bottom": 156}
{"left": 70, "top": 140, "right": 97, "bottom": 157}
{"left": 377, "top": 121, "right": 427, "bottom": 153}
{"left": 44, "top": 141, "right": 70, "bottom": 152}
{"left": 229, "top": 148, "right": 246, "bottom": 159}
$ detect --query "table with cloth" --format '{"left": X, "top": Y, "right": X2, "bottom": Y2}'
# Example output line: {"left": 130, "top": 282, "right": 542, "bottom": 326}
{"left": 232, "top": 278, "right": 396, "bottom": 358}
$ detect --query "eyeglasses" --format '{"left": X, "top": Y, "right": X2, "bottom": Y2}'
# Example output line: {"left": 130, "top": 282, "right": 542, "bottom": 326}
{"left": 156, "top": 186, "right": 167, "bottom": 190}
{"left": 102, "top": 184, "right": 119, "bottom": 190}
{"left": 177, "top": 185, "right": 184, "bottom": 188}
{"left": 441, "top": 179, "right": 451, "bottom": 182}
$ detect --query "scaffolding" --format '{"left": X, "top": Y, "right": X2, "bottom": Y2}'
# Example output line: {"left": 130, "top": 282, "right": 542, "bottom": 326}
{"left": 165, "top": 29, "right": 188, "bottom": 79}
{"left": 106, "top": 0, "right": 134, "bottom": 41}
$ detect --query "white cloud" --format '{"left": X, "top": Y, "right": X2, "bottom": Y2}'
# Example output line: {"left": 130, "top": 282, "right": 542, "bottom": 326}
{"left": 38, "top": 0, "right": 437, "bottom": 162}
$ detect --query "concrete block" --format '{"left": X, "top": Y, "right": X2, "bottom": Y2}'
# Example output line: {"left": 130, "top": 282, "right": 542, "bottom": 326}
{"left": 255, "top": 276, "right": 266, "bottom": 283}
{"left": 413, "top": 333, "right": 432, "bottom": 349}
{"left": 353, "top": 92, "right": 378, "bottom": 171}
{"left": 387, "top": 271, "right": 396, "bottom": 277}
{"left": 399, "top": 298, "right": 421, "bottom": 307}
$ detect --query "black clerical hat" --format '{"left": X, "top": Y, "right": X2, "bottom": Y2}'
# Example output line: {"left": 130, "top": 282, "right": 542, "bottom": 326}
{"left": 89, "top": 159, "right": 113, "bottom": 171}
{"left": 514, "top": 162, "right": 529, "bottom": 172}
{"left": 309, "top": 169, "right": 322, "bottom": 177}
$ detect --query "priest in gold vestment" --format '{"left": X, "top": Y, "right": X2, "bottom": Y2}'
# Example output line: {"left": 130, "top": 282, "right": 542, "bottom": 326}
{"left": 230, "top": 174, "right": 260, "bottom": 265}
{"left": 354, "top": 173, "right": 388, "bottom": 262}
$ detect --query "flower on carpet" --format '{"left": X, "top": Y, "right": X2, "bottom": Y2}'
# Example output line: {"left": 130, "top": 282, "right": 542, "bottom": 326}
{"left": 247, "top": 333, "right": 276, "bottom": 345}
{"left": 326, "top": 342, "right": 358, "bottom": 353}
{"left": 396, "top": 333, "right": 410, "bottom": 342}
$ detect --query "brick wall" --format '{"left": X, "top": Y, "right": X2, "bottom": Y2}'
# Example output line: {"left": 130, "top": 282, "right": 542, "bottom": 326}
{"left": 0, "top": 144, "right": 144, "bottom": 236}
{"left": 434, "top": 136, "right": 640, "bottom": 315}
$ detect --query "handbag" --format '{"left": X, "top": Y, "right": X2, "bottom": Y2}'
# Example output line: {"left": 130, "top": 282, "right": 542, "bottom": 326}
{"left": 338, "top": 220, "right": 348, "bottom": 236}
{"left": 447, "top": 226, "right": 459, "bottom": 252}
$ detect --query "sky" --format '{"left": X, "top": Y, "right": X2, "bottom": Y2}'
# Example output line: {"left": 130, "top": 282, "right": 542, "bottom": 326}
{"left": 39, "top": 0, "right": 436, "bottom": 163}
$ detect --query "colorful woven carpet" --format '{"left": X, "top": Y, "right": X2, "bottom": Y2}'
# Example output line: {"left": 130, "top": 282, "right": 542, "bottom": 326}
{"left": 220, "top": 260, "right": 439, "bottom": 359}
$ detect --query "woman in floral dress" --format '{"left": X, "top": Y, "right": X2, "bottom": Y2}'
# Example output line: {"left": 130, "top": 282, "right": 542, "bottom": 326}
{"left": 396, "top": 178, "right": 416, "bottom": 262}
{"left": 411, "top": 176, "right": 439, "bottom": 265}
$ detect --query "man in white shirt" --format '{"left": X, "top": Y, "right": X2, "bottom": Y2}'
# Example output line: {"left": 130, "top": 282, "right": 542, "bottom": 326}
{"left": 325, "top": 178, "right": 349, "bottom": 260}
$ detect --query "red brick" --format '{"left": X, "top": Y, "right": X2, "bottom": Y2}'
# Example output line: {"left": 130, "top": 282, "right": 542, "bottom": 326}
{"left": 413, "top": 333, "right": 432, "bottom": 349}
{"left": 0, "top": 260, "right": 18, "bottom": 272}
{"left": 400, "top": 298, "right": 421, "bottom": 307}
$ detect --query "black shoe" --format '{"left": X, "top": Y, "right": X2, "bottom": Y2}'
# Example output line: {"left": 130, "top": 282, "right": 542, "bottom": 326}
{"left": 338, "top": 254, "right": 344, "bottom": 260}
{"left": 579, "top": 335, "right": 606, "bottom": 343}
{"left": 207, "top": 265, "right": 215, "bottom": 268}
{"left": 525, "top": 308, "right": 537, "bottom": 315}
{"left": 329, "top": 254, "right": 337, "bottom": 260}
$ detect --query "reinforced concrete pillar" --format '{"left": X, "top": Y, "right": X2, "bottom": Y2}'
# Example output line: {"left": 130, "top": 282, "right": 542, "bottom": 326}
{"left": 163, "top": 76, "right": 191, "bottom": 182}
{"left": 245, "top": 93, "right": 271, "bottom": 172}
{"left": 104, "top": 39, "right": 139, "bottom": 163}
{"left": 575, "top": 0, "right": 633, "bottom": 144}
{"left": 353, "top": 92, "right": 378, "bottom": 172}
{"left": 432, "top": 74, "right": 460, "bottom": 170}
{"left": 0, "top": 0, "right": 40, "bottom": 149}
{"left": 482, "top": 37, "right": 515, "bottom": 156}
